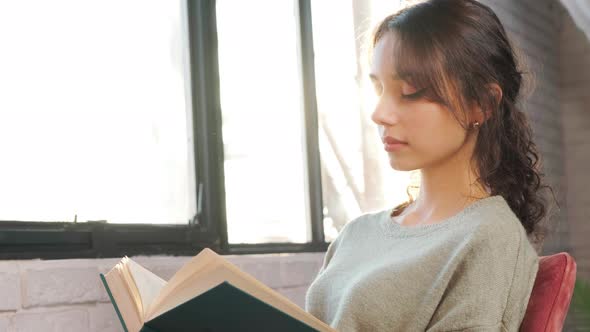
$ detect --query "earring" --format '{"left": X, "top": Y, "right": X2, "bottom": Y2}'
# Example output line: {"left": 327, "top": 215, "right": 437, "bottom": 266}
{"left": 472, "top": 121, "right": 480, "bottom": 129}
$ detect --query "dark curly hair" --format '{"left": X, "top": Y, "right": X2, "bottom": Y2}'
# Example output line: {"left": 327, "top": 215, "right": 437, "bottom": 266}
{"left": 371, "top": 0, "right": 557, "bottom": 246}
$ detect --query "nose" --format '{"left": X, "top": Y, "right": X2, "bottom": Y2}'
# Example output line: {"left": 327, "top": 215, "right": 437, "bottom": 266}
{"left": 370, "top": 97, "right": 399, "bottom": 127}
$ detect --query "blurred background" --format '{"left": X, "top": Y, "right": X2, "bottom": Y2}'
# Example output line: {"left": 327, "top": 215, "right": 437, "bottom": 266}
{"left": 0, "top": 0, "right": 589, "bottom": 330}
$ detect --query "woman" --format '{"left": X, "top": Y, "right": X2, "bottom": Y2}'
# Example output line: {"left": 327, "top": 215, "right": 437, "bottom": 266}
{"left": 305, "top": 0, "right": 555, "bottom": 331}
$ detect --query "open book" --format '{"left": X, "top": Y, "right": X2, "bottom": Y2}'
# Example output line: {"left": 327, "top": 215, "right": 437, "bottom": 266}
{"left": 100, "top": 247, "right": 336, "bottom": 332}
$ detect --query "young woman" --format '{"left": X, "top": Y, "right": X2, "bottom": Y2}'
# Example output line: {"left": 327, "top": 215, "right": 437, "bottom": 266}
{"left": 305, "top": 0, "right": 555, "bottom": 331}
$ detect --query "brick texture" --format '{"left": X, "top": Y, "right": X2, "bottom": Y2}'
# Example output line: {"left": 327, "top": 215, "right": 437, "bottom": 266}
{"left": 0, "top": 314, "right": 12, "bottom": 332}
{"left": 13, "top": 307, "right": 89, "bottom": 332}
{"left": 88, "top": 303, "right": 124, "bottom": 332}
{"left": 0, "top": 262, "right": 20, "bottom": 311}
{"left": 22, "top": 266, "right": 106, "bottom": 308}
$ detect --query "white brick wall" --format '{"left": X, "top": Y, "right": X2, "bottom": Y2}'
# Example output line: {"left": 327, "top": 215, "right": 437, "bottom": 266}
{"left": 0, "top": 263, "right": 20, "bottom": 311}
{"left": 0, "top": 253, "right": 324, "bottom": 332}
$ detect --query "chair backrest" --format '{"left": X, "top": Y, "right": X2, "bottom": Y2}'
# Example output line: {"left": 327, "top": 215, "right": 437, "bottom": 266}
{"left": 520, "top": 252, "right": 577, "bottom": 332}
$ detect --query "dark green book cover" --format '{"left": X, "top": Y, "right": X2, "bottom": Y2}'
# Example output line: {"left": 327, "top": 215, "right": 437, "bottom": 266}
{"left": 101, "top": 275, "right": 322, "bottom": 332}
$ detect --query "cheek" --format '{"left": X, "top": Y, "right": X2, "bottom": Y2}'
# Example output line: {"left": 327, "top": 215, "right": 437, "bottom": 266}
{"left": 407, "top": 108, "right": 466, "bottom": 154}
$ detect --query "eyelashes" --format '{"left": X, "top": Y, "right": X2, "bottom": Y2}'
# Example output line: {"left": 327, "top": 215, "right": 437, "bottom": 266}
{"left": 401, "top": 88, "right": 427, "bottom": 100}
{"left": 371, "top": 83, "right": 428, "bottom": 101}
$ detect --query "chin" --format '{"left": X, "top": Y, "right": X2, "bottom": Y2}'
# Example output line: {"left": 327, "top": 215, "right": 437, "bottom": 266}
{"left": 388, "top": 158, "right": 419, "bottom": 172}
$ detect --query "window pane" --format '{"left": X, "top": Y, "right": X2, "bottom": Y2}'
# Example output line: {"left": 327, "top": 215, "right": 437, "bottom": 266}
{"left": 311, "top": 0, "right": 409, "bottom": 241}
{"left": 0, "top": 0, "right": 196, "bottom": 224}
{"left": 217, "top": 0, "right": 310, "bottom": 244}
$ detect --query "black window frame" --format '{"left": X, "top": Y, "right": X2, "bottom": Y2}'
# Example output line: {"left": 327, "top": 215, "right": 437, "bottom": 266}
{"left": 0, "top": 0, "right": 329, "bottom": 260}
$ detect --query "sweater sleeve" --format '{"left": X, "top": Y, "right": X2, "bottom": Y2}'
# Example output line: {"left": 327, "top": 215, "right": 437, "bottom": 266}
{"left": 425, "top": 226, "right": 524, "bottom": 332}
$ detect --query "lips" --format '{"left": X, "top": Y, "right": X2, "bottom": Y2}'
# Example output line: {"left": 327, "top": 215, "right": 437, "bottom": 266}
{"left": 382, "top": 135, "right": 408, "bottom": 152}
{"left": 382, "top": 136, "right": 407, "bottom": 144}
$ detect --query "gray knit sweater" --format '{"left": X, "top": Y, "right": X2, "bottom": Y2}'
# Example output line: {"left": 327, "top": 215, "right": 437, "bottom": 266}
{"left": 305, "top": 195, "right": 539, "bottom": 331}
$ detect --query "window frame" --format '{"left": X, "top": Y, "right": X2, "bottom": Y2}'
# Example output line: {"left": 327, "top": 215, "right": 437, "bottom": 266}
{"left": 0, "top": 0, "right": 329, "bottom": 260}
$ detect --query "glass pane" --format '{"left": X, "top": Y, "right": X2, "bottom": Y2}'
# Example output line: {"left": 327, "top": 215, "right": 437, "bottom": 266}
{"left": 217, "top": 0, "right": 309, "bottom": 244}
{"left": 0, "top": 0, "right": 196, "bottom": 224}
{"left": 311, "top": 0, "right": 409, "bottom": 241}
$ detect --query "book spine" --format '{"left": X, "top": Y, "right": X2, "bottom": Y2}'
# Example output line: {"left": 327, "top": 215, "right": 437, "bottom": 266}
{"left": 99, "top": 273, "right": 129, "bottom": 332}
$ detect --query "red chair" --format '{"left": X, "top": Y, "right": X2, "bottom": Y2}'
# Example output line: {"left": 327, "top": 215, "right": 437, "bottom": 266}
{"left": 520, "top": 252, "right": 577, "bottom": 332}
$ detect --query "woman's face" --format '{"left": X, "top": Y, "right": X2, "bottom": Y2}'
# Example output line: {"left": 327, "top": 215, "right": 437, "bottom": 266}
{"left": 369, "top": 32, "right": 472, "bottom": 172}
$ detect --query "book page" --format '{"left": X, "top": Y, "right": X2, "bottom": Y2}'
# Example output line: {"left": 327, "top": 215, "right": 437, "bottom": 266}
{"left": 146, "top": 263, "right": 226, "bottom": 320}
{"left": 144, "top": 248, "right": 216, "bottom": 318}
{"left": 146, "top": 248, "right": 336, "bottom": 332}
{"left": 119, "top": 257, "right": 144, "bottom": 318}
{"left": 126, "top": 259, "right": 167, "bottom": 320}
{"left": 104, "top": 262, "right": 143, "bottom": 332}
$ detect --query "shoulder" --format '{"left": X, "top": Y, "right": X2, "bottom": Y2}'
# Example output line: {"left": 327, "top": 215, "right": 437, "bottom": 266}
{"left": 338, "top": 208, "right": 390, "bottom": 235}
{"left": 466, "top": 196, "right": 540, "bottom": 326}
{"left": 426, "top": 196, "right": 540, "bottom": 330}
{"left": 463, "top": 195, "right": 538, "bottom": 264}
{"left": 324, "top": 208, "right": 390, "bottom": 249}
{"left": 319, "top": 209, "right": 388, "bottom": 266}
{"left": 349, "top": 208, "right": 389, "bottom": 227}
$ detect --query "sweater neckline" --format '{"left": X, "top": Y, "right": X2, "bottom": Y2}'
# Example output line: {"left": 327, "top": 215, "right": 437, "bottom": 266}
{"left": 380, "top": 195, "right": 505, "bottom": 238}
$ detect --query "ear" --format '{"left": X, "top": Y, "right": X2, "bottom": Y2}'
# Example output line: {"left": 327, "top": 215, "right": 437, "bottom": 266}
{"left": 487, "top": 83, "right": 503, "bottom": 107}
{"left": 472, "top": 83, "right": 502, "bottom": 125}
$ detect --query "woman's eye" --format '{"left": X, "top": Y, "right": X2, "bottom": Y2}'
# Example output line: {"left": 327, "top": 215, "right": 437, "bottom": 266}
{"left": 401, "top": 90, "right": 425, "bottom": 99}
{"left": 401, "top": 83, "right": 417, "bottom": 95}
{"left": 401, "top": 84, "right": 426, "bottom": 99}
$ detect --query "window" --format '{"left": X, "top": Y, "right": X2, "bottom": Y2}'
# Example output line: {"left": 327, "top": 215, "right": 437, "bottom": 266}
{"left": 216, "top": 0, "right": 310, "bottom": 244}
{"left": 0, "top": 0, "right": 194, "bottom": 225}
{"left": 0, "top": 0, "right": 409, "bottom": 259}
